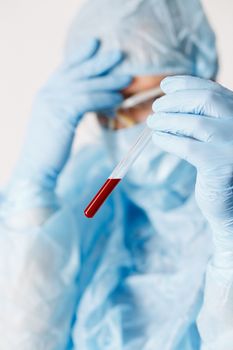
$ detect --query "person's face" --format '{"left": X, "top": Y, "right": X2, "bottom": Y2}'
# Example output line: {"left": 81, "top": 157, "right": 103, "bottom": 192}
{"left": 98, "top": 75, "right": 166, "bottom": 130}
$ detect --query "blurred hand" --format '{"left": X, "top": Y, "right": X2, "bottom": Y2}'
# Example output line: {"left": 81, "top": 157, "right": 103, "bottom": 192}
{"left": 14, "top": 38, "right": 131, "bottom": 190}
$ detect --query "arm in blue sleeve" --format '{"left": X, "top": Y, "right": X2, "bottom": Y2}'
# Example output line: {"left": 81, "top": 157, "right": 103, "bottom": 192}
{"left": 148, "top": 75, "right": 233, "bottom": 350}
{"left": 198, "top": 235, "right": 233, "bottom": 350}
{"left": 0, "top": 181, "right": 114, "bottom": 349}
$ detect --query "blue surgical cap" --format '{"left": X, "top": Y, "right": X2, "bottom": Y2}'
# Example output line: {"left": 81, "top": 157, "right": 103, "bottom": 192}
{"left": 65, "top": 0, "right": 218, "bottom": 79}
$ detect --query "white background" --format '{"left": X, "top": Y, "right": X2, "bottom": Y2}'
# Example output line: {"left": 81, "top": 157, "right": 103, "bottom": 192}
{"left": 0, "top": 0, "right": 232, "bottom": 187}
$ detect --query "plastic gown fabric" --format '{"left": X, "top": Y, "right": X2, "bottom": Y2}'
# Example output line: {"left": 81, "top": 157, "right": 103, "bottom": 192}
{"left": 0, "top": 129, "right": 213, "bottom": 349}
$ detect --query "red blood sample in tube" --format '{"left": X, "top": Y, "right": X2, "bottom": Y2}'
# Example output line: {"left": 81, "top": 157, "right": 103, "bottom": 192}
{"left": 84, "top": 178, "right": 121, "bottom": 218}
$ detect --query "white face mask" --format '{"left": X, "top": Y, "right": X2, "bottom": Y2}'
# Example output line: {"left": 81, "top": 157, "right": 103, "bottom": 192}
{"left": 101, "top": 123, "right": 196, "bottom": 211}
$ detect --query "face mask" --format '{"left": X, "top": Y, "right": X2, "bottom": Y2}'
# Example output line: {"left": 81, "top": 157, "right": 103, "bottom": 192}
{"left": 101, "top": 123, "right": 197, "bottom": 211}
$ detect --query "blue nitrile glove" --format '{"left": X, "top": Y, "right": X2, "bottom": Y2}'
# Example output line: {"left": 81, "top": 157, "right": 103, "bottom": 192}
{"left": 147, "top": 76, "right": 233, "bottom": 261}
{"left": 12, "top": 38, "right": 131, "bottom": 191}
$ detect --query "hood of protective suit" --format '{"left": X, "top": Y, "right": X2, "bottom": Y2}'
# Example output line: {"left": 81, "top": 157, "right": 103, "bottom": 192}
{"left": 65, "top": 0, "right": 218, "bottom": 79}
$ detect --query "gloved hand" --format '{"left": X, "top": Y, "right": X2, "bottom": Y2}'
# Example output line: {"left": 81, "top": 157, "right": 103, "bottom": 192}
{"left": 147, "top": 76, "right": 233, "bottom": 263}
{"left": 13, "top": 38, "right": 131, "bottom": 191}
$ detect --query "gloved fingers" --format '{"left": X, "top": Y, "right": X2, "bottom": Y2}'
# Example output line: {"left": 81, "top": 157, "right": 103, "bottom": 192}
{"left": 151, "top": 131, "right": 203, "bottom": 167}
{"left": 71, "top": 91, "right": 123, "bottom": 116}
{"left": 160, "top": 75, "right": 231, "bottom": 95}
{"left": 147, "top": 112, "right": 233, "bottom": 143}
{"left": 70, "top": 51, "right": 124, "bottom": 79}
{"left": 43, "top": 47, "right": 128, "bottom": 94}
{"left": 153, "top": 89, "right": 233, "bottom": 119}
{"left": 71, "top": 75, "right": 132, "bottom": 92}
{"left": 64, "top": 38, "right": 100, "bottom": 67}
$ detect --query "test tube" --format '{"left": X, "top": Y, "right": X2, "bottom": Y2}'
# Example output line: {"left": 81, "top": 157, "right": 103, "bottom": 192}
{"left": 84, "top": 126, "right": 153, "bottom": 218}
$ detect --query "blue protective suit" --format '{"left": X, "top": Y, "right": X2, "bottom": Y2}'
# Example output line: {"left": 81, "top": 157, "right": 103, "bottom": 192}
{"left": 57, "top": 129, "right": 212, "bottom": 350}
{"left": 0, "top": 0, "right": 229, "bottom": 349}
{"left": 0, "top": 128, "right": 213, "bottom": 349}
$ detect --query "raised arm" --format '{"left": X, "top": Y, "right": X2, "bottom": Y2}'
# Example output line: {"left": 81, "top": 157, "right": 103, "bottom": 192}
{"left": 147, "top": 75, "right": 233, "bottom": 348}
{"left": 0, "top": 38, "right": 131, "bottom": 349}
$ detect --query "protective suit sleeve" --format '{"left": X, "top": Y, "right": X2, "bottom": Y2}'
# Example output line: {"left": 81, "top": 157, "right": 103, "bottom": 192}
{"left": 0, "top": 206, "right": 78, "bottom": 349}
{"left": 197, "top": 248, "right": 233, "bottom": 350}
{"left": 0, "top": 184, "right": 114, "bottom": 350}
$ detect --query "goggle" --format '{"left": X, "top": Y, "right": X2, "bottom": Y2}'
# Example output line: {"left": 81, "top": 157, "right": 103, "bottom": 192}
{"left": 98, "top": 86, "right": 163, "bottom": 130}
